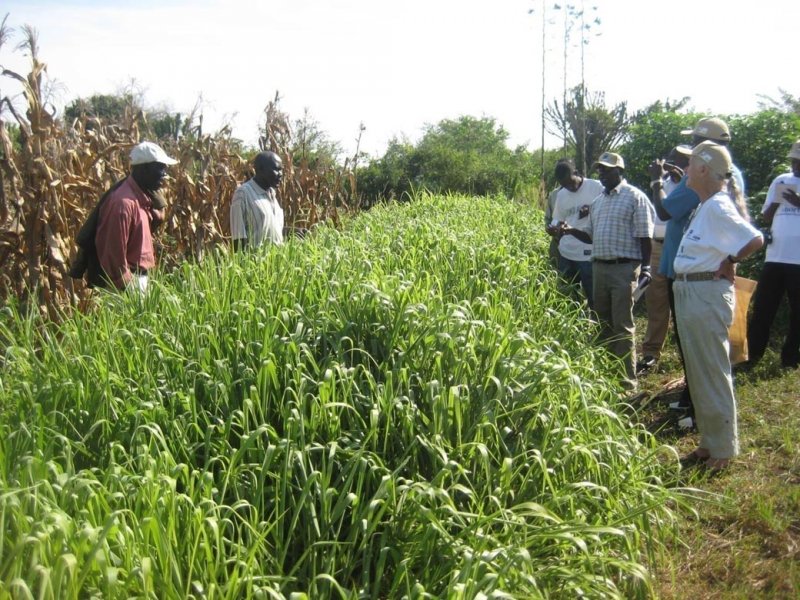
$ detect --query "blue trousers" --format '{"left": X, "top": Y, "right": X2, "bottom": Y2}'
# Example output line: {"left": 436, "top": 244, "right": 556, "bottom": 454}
{"left": 557, "top": 256, "right": 593, "bottom": 307}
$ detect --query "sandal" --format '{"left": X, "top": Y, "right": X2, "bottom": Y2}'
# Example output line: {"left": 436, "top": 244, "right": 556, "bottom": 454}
{"left": 703, "top": 457, "right": 731, "bottom": 474}
{"left": 680, "top": 449, "right": 710, "bottom": 469}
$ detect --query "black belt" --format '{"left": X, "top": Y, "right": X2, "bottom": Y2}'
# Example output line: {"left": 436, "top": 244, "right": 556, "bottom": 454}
{"left": 593, "top": 257, "right": 633, "bottom": 264}
{"left": 654, "top": 238, "right": 664, "bottom": 243}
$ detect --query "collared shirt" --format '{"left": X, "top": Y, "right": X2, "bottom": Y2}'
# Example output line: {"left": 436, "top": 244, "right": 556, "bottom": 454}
{"left": 584, "top": 178, "right": 654, "bottom": 260}
{"left": 230, "top": 179, "right": 284, "bottom": 248}
{"left": 95, "top": 176, "right": 157, "bottom": 289}
{"left": 674, "top": 191, "right": 762, "bottom": 274}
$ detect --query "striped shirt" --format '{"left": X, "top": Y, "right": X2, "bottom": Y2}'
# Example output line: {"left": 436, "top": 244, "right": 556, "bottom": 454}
{"left": 584, "top": 179, "right": 654, "bottom": 260}
{"left": 230, "top": 179, "right": 284, "bottom": 248}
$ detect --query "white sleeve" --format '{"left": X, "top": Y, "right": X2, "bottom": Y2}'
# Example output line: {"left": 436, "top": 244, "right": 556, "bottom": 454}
{"left": 762, "top": 177, "right": 780, "bottom": 214}
{"left": 551, "top": 190, "right": 564, "bottom": 225}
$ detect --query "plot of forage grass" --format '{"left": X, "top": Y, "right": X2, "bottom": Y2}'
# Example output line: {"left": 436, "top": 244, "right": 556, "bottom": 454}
{"left": 0, "top": 194, "right": 686, "bottom": 599}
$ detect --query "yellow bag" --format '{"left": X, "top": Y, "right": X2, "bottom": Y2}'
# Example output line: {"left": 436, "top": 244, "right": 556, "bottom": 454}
{"left": 729, "top": 277, "right": 757, "bottom": 364}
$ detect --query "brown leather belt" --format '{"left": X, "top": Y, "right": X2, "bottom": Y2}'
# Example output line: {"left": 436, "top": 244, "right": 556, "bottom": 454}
{"left": 674, "top": 272, "right": 716, "bottom": 282}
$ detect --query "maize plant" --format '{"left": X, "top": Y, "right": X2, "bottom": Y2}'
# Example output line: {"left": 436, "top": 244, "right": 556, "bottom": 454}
{"left": 0, "top": 21, "right": 357, "bottom": 315}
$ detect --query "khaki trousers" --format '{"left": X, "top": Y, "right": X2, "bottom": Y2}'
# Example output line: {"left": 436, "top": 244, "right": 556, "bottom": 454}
{"left": 674, "top": 279, "right": 738, "bottom": 458}
{"left": 593, "top": 261, "right": 639, "bottom": 388}
{"left": 642, "top": 240, "right": 671, "bottom": 357}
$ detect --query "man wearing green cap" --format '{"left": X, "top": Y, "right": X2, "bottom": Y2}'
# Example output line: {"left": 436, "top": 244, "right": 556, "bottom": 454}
{"left": 561, "top": 151, "right": 654, "bottom": 390}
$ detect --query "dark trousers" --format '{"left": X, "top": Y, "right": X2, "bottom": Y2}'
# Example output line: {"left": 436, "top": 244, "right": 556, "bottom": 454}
{"left": 747, "top": 262, "right": 800, "bottom": 368}
{"left": 668, "top": 278, "right": 693, "bottom": 410}
{"left": 557, "top": 255, "right": 594, "bottom": 308}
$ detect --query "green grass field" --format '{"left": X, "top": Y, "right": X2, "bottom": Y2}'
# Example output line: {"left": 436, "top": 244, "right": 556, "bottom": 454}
{"left": 2, "top": 193, "right": 794, "bottom": 598}
{"left": 634, "top": 324, "right": 800, "bottom": 599}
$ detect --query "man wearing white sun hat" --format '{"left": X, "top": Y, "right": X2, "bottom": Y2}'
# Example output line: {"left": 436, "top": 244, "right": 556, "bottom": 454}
{"left": 95, "top": 141, "right": 178, "bottom": 292}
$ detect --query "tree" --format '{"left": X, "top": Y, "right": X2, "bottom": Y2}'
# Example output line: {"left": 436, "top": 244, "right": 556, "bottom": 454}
{"left": 357, "top": 137, "right": 416, "bottom": 202}
{"left": 619, "top": 99, "right": 697, "bottom": 191}
{"left": 412, "top": 115, "right": 533, "bottom": 197}
{"left": 63, "top": 93, "right": 137, "bottom": 124}
{"left": 619, "top": 103, "right": 800, "bottom": 202}
{"left": 357, "top": 115, "right": 540, "bottom": 203}
{"left": 291, "top": 109, "right": 342, "bottom": 171}
{"left": 757, "top": 88, "right": 800, "bottom": 115}
{"left": 545, "top": 86, "right": 628, "bottom": 175}
{"left": 727, "top": 109, "right": 800, "bottom": 202}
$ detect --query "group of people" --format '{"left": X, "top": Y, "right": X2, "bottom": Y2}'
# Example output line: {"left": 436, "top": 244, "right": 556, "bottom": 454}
{"left": 546, "top": 116, "right": 800, "bottom": 472}
{"left": 84, "top": 121, "right": 799, "bottom": 474}
{"left": 85, "top": 143, "right": 286, "bottom": 292}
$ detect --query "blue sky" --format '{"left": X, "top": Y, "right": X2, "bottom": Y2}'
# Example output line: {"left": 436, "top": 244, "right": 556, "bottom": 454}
{"left": 2, "top": 0, "right": 798, "bottom": 156}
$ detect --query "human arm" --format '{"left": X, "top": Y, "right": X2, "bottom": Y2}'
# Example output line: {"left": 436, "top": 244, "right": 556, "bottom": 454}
{"left": 637, "top": 237, "right": 653, "bottom": 285}
{"left": 545, "top": 188, "right": 561, "bottom": 235}
{"left": 761, "top": 201, "right": 780, "bottom": 226}
{"left": 560, "top": 226, "right": 591, "bottom": 244}
{"left": 229, "top": 187, "right": 248, "bottom": 252}
{"left": 781, "top": 188, "right": 800, "bottom": 209}
{"left": 648, "top": 160, "right": 673, "bottom": 221}
{"left": 715, "top": 234, "right": 765, "bottom": 282}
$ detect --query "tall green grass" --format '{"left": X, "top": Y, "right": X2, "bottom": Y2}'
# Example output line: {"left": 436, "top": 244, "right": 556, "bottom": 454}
{"left": 0, "top": 193, "right": 683, "bottom": 598}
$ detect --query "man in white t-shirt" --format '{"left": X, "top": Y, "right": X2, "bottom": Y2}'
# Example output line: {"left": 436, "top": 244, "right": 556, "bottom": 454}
{"left": 230, "top": 151, "right": 285, "bottom": 250}
{"left": 673, "top": 142, "right": 763, "bottom": 471}
{"left": 548, "top": 160, "right": 603, "bottom": 307}
{"left": 747, "top": 141, "right": 800, "bottom": 369}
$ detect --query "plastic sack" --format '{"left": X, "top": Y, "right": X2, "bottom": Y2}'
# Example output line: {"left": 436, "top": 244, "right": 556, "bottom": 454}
{"left": 729, "top": 277, "right": 757, "bottom": 364}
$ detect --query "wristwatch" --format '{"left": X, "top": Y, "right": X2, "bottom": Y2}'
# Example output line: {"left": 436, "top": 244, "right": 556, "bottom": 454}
{"left": 727, "top": 255, "right": 739, "bottom": 264}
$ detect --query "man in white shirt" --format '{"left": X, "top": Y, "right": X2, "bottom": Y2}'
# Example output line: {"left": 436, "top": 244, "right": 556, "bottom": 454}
{"left": 548, "top": 160, "right": 603, "bottom": 306}
{"left": 747, "top": 141, "right": 800, "bottom": 369}
{"left": 230, "top": 151, "right": 285, "bottom": 250}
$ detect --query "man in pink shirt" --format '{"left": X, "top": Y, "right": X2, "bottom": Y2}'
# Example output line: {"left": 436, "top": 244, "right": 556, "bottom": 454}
{"left": 95, "top": 142, "right": 177, "bottom": 291}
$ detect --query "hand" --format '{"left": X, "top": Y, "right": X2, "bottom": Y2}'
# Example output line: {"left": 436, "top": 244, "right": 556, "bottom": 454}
{"left": 664, "top": 162, "right": 684, "bottom": 179}
{"left": 715, "top": 258, "right": 736, "bottom": 283}
{"left": 782, "top": 188, "right": 800, "bottom": 208}
{"left": 150, "top": 208, "right": 165, "bottom": 229}
{"left": 546, "top": 222, "right": 566, "bottom": 238}
{"left": 637, "top": 267, "right": 652, "bottom": 288}
{"left": 648, "top": 159, "right": 666, "bottom": 181}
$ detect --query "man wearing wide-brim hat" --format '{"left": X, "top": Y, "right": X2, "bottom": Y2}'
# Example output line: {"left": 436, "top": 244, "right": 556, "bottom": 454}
{"left": 646, "top": 116, "right": 748, "bottom": 428}
{"left": 746, "top": 140, "right": 800, "bottom": 370}
{"left": 561, "top": 151, "right": 655, "bottom": 391}
{"left": 95, "top": 141, "right": 178, "bottom": 291}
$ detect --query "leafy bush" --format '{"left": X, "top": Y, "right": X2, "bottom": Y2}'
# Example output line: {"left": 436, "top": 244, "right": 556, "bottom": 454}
{"left": 359, "top": 116, "right": 540, "bottom": 202}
